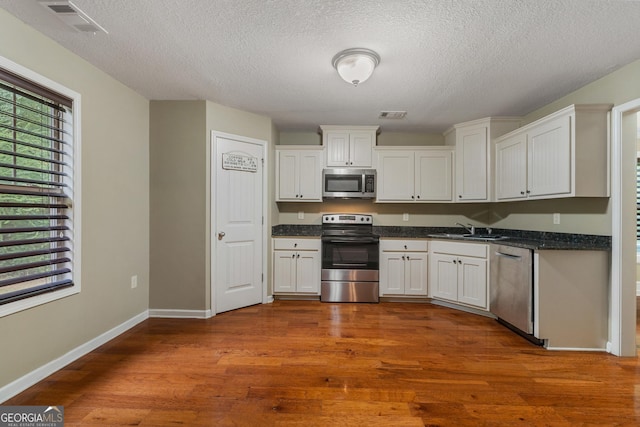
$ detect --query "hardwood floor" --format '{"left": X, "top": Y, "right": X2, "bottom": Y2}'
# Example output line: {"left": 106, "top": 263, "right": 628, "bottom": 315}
{"left": 6, "top": 301, "right": 640, "bottom": 426}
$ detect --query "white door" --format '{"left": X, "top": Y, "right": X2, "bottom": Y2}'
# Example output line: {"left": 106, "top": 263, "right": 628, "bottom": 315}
{"left": 495, "top": 133, "right": 528, "bottom": 201}
{"left": 456, "top": 125, "right": 488, "bottom": 201}
{"left": 376, "top": 151, "right": 415, "bottom": 201}
{"left": 527, "top": 115, "right": 571, "bottom": 197}
{"left": 213, "top": 132, "right": 265, "bottom": 313}
{"left": 405, "top": 252, "right": 428, "bottom": 295}
{"left": 415, "top": 150, "right": 453, "bottom": 201}
{"left": 458, "top": 257, "right": 487, "bottom": 308}
{"left": 349, "top": 132, "right": 373, "bottom": 167}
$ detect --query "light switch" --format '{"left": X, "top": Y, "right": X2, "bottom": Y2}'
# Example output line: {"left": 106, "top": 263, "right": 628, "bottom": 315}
{"left": 298, "top": 211, "right": 304, "bottom": 220}
{"left": 403, "top": 213, "right": 409, "bottom": 221}
{"left": 553, "top": 213, "right": 560, "bottom": 224}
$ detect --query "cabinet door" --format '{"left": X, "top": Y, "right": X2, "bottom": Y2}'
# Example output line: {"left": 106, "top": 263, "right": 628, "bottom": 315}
{"left": 456, "top": 126, "right": 488, "bottom": 201}
{"left": 495, "top": 133, "right": 527, "bottom": 201}
{"left": 457, "top": 256, "right": 487, "bottom": 308}
{"left": 273, "top": 250, "right": 297, "bottom": 292}
{"left": 527, "top": 115, "right": 571, "bottom": 197}
{"left": 277, "top": 151, "right": 299, "bottom": 200}
{"left": 326, "top": 132, "right": 351, "bottom": 167}
{"left": 298, "top": 151, "right": 322, "bottom": 201}
{"left": 405, "top": 252, "right": 428, "bottom": 295}
{"left": 296, "top": 251, "right": 320, "bottom": 294}
{"left": 379, "top": 252, "right": 406, "bottom": 295}
{"left": 349, "top": 132, "right": 374, "bottom": 167}
{"left": 415, "top": 150, "right": 453, "bottom": 201}
{"left": 376, "top": 151, "right": 415, "bottom": 201}
{"left": 429, "top": 253, "right": 458, "bottom": 301}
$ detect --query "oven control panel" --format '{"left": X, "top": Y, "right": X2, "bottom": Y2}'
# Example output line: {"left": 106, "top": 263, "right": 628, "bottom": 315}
{"left": 322, "top": 214, "right": 372, "bottom": 224}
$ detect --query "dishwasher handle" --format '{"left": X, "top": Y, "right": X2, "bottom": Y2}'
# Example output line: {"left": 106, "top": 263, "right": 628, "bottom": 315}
{"left": 494, "top": 251, "right": 522, "bottom": 260}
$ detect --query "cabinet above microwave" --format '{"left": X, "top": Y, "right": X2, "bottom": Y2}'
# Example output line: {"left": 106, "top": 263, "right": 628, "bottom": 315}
{"left": 320, "top": 125, "right": 379, "bottom": 168}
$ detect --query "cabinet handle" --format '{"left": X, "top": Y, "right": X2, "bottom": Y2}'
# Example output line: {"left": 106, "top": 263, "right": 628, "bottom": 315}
{"left": 292, "top": 253, "right": 295, "bottom": 258}
{"left": 294, "top": 243, "right": 297, "bottom": 248}
{"left": 297, "top": 254, "right": 300, "bottom": 258}
{"left": 411, "top": 195, "right": 414, "bottom": 199}
{"left": 404, "top": 245, "right": 407, "bottom": 249}
{"left": 416, "top": 195, "right": 420, "bottom": 199}
{"left": 520, "top": 191, "right": 525, "bottom": 195}
{"left": 402, "top": 255, "right": 406, "bottom": 260}
{"left": 458, "top": 195, "right": 462, "bottom": 198}
{"left": 300, "top": 194, "right": 303, "bottom": 198}
{"left": 406, "top": 255, "right": 410, "bottom": 260}
{"left": 453, "top": 259, "right": 457, "bottom": 264}
{"left": 346, "top": 162, "right": 349, "bottom": 165}
{"left": 526, "top": 190, "right": 530, "bottom": 194}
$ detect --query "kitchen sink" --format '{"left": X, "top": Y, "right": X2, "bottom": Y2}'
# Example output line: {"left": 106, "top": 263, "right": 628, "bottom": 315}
{"left": 461, "top": 234, "right": 509, "bottom": 241}
{"left": 428, "top": 233, "right": 508, "bottom": 241}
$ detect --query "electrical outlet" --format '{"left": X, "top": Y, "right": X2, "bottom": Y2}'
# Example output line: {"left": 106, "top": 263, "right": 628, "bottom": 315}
{"left": 403, "top": 213, "right": 409, "bottom": 221}
{"left": 553, "top": 213, "right": 560, "bottom": 225}
{"left": 298, "top": 211, "right": 304, "bottom": 220}
{"left": 131, "top": 275, "right": 138, "bottom": 289}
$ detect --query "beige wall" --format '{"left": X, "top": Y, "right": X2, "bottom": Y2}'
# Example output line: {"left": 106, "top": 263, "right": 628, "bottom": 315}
{"left": 150, "top": 101, "right": 207, "bottom": 310}
{"left": 0, "top": 10, "right": 149, "bottom": 389}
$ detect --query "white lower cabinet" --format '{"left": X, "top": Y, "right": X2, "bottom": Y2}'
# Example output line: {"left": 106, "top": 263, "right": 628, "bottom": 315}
{"left": 429, "top": 240, "right": 488, "bottom": 310}
{"left": 379, "top": 239, "right": 428, "bottom": 296}
{"left": 273, "top": 238, "right": 320, "bottom": 294}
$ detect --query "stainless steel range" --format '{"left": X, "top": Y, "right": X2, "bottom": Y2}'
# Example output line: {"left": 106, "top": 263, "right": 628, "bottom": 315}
{"left": 320, "top": 214, "right": 379, "bottom": 303}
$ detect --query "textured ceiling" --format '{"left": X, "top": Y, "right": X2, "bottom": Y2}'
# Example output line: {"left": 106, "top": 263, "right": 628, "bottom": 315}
{"left": 1, "top": 0, "right": 639, "bottom": 132}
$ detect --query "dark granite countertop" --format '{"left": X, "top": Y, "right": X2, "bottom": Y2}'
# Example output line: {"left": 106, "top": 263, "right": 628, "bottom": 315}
{"left": 272, "top": 224, "right": 610, "bottom": 251}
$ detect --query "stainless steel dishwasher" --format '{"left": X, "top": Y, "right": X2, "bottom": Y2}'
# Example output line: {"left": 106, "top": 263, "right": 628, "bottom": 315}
{"left": 490, "top": 244, "right": 541, "bottom": 344}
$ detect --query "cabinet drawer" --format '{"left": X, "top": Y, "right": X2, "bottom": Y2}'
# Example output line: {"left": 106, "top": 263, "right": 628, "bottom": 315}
{"left": 273, "top": 238, "right": 321, "bottom": 251}
{"left": 380, "top": 239, "right": 428, "bottom": 252}
{"left": 430, "top": 241, "right": 487, "bottom": 258}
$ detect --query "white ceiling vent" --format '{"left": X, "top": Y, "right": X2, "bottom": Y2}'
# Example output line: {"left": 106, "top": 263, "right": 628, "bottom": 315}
{"left": 39, "top": 0, "right": 108, "bottom": 34}
{"left": 379, "top": 111, "right": 407, "bottom": 120}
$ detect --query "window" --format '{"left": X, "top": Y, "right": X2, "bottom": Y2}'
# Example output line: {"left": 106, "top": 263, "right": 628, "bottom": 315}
{"left": 0, "top": 56, "right": 80, "bottom": 316}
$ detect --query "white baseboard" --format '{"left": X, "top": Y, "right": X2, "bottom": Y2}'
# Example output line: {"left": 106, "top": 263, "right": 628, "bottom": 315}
{"left": 148, "top": 309, "right": 213, "bottom": 319}
{"left": 0, "top": 310, "right": 149, "bottom": 404}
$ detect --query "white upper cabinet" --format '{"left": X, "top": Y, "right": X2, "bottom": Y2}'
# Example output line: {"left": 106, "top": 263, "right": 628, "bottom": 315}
{"left": 444, "top": 117, "right": 521, "bottom": 202}
{"left": 494, "top": 104, "right": 612, "bottom": 201}
{"left": 374, "top": 147, "right": 454, "bottom": 202}
{"left": 275, "top": 147, "right": 323, "bottom": 202}
{"left": 321, "top": 125, "right": 378, "bottom": 167}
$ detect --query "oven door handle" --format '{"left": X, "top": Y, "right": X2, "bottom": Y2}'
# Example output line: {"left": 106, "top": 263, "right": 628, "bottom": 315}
{"left": 322, "top": 237, "right": 379, "bottom": 244}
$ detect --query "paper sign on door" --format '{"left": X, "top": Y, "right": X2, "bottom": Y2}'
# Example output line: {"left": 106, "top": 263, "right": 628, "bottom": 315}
{"left": 222, "top": 153, "right": 258, "bottom": 172}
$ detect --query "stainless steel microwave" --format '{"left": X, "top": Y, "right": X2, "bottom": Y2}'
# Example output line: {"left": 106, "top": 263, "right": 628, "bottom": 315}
{"left": 322, "top": 168, "right": 376, "bottom": 199}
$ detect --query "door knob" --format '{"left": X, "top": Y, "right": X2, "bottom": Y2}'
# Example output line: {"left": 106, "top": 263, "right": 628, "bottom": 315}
{"left": 218, "top": 232, "right": 226, "bottom": 240}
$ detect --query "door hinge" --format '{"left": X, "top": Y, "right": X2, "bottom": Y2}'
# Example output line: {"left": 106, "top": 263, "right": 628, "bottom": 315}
{"left": 261, "top": 273, "right": 264, "bottom": 283}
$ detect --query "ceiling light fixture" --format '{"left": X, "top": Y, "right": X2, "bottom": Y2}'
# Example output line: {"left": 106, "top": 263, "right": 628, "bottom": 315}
{"left": 332, "top": 48, "right": 380, "bottom": 87}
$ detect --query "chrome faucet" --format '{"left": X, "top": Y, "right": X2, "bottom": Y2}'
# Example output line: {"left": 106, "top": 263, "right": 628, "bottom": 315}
{"left": 455, "top": 222, "right": 475, "bottom": 235}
